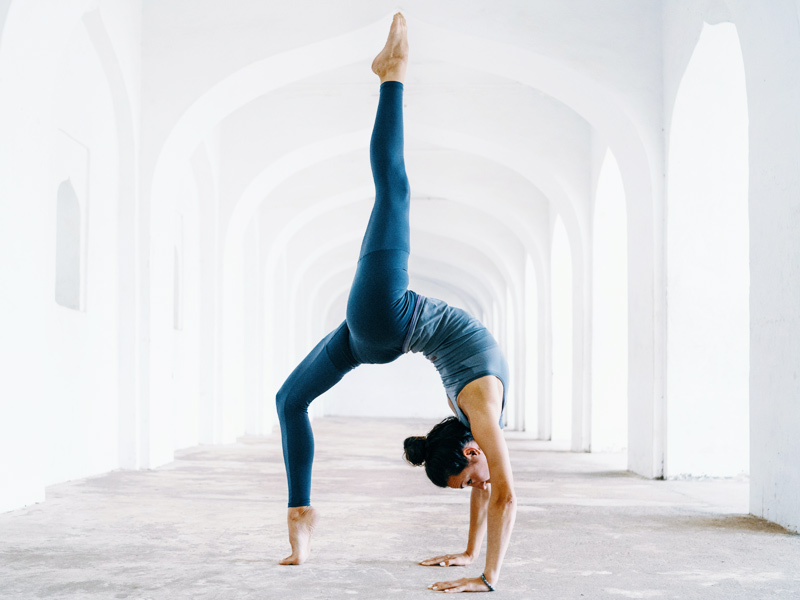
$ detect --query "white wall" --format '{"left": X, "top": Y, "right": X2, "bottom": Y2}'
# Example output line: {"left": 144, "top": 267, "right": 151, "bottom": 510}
{"left": 0, "top": 0, "right": 142, "bottom": 512}
{"left": 732, "top": 0, "right": 800, "bottom": 533}
{"left": 45, "top": 14, "right": 120, "bottom": 484}
{"left": 661, "top": 0, "right": 800, "bottom": 530}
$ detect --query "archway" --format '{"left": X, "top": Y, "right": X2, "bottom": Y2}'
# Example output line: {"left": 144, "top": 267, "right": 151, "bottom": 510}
{"left": 591, "top": 149, "right": 628, "bottom": 451}
{"left": 551, "top": 216, "right": 573, "bottom": 443}
{"left": 666, "top": 22, "right": 749, "bottom": 477}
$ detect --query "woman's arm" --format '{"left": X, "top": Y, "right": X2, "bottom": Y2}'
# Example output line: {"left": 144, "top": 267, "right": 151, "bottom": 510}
{"left": 466, "top": 485, "right": 490, "bottom": 559}
{"left": 420, "top": 485, "right": 490, "bottom": 567}
{"left": 468, "top": 399, "right": 516, "bottom": 585}
{"left": 430, "top": 377, "right": 516, "bottom": 593}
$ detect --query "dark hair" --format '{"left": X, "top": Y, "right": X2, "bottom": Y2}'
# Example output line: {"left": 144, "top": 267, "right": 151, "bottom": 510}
{"left": 403, "top": 417, "right": 474, "bottom": 488}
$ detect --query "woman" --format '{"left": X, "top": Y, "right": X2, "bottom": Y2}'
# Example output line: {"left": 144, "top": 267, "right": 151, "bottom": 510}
{"left": 276, "top": 13, "right": 516, "bottom": 593}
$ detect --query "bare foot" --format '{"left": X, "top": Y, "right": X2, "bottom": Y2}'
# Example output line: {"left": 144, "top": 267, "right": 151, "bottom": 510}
{"left": 371, "top": 12, "right": 409, "bottom": 83}
{"left": 279, "top": 506, "right": 319, "bottom": 565}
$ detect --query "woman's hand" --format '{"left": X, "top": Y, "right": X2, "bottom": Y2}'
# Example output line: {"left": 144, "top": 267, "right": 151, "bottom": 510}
{"left": 419, "top": 552, "right": 474, "bottom": 567}
{"left": 428, "top": 576, "right": 492, "bottom": 593}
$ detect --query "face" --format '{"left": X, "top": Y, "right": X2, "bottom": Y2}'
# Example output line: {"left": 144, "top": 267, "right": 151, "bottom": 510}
{"left": 446, "top": 442, "right": 491, "bottom": 490}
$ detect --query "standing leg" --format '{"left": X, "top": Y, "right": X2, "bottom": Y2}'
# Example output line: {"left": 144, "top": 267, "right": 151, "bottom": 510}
{"left": 277, "top": 324, "right": 357, "bottom": 508}
{"left": 276, "top": 322, "right": 357, "bottom": 565}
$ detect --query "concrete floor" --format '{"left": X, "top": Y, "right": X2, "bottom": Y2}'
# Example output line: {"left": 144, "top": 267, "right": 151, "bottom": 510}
{"left": 1, "top": 418, "right": 798, "bottom": 599}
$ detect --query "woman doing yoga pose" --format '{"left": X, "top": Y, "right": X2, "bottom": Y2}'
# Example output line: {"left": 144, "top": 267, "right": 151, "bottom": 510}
{"left": 276, "top": 13, "right": 517, "bottom": 593}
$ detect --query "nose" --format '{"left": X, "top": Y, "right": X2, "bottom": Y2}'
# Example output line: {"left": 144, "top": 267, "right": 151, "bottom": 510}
{"left": 472, "top": 481, "right": 488, "bottom": 490}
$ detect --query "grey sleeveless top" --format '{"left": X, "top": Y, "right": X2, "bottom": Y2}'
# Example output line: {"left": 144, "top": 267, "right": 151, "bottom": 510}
{"left": 402, "top": 294, "right": 507, "bottom": 429}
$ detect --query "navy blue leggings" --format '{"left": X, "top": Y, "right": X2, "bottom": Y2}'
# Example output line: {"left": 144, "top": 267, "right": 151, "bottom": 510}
{"left": 276, "top": 82, "right": 416, "bottom": 507}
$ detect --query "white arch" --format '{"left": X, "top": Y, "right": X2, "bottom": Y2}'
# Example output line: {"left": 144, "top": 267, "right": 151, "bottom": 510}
{"left": 253, "top": 149, "right": 547, "bottom": 431}
{"left": 307, "top": 255, "right": 502, "bottom": 352}
{"left": 150, "top": 13, "right": 652, "bottom": 247}
{"left": 591, "top": 148, "right": 629, "bottom": 452}
{"left": 144, "top": 13, "right": 657, "bottom": 460}
{"left": 283, "top": 225, "right": 514, "bottom": 358}
{"left": 268, "top": 189, "right": 528, "bottom": 345}
{"left": 245, "top": 129, "right": 565, "bottom": 432}
{"left": 666, "top": 21, "right": 749, "bottom": 477}
{"left": 276, "top": 229, "right": 524, "bottom": 434}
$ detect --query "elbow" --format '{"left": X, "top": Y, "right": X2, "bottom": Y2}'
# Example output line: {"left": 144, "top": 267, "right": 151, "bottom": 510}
{"left": 492, "top": 491, "right": 516, "bottom": 509}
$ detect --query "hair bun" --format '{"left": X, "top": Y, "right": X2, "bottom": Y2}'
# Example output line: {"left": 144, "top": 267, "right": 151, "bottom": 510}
{"left": 403, "top": 435, "right": 428, "bottom": 466}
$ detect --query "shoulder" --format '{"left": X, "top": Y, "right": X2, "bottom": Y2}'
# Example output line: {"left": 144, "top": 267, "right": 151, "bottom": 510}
{"left": 457, "top": 375, "right": 504, "bottom": 424}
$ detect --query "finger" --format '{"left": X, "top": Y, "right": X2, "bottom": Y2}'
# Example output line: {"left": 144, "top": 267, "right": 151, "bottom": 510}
{"left": 445, "top": 558, "right": 465, "bottom": 566}
{"left": 430, "top": 580, "right": 460, "bottom": 591}
{"left": 422, "top": 555, "right": 454, "bottom": 567}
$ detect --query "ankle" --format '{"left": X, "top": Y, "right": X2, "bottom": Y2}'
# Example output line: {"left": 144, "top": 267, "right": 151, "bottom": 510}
{"left": 378, "top": 63, "right": 407, "bottom": 84}
{"left": 288, "top": 505, "right": 312, "bottom": 515}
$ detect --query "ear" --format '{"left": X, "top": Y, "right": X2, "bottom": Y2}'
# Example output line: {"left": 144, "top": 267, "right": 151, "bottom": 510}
{"left": 463, "top": 445, "right": 481, "bottom": 458}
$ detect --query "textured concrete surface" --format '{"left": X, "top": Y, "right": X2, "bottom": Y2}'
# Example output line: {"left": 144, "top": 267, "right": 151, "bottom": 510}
{"left": 1, "top": 417, "right": 798, "bottom": 599}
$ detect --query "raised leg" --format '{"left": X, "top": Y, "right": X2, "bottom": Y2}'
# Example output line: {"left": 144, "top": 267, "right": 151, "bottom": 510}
{"left": 346, "top": 15, "right": 414, "bottom": 354}
{"left": 359, "top": 59, "right": 410, "bottom": 257}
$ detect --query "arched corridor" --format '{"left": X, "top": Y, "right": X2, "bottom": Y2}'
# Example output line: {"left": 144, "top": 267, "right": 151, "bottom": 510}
{"left": 1, "top": 1, "right": 799, "bottom": 597}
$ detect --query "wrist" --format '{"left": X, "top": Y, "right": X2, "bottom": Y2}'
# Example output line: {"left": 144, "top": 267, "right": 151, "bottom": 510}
{"left": 482, "top": 568, "right": 499, "bottom": 586}
{"left": 480, "top": 573, "right": 496, "bottom": 592}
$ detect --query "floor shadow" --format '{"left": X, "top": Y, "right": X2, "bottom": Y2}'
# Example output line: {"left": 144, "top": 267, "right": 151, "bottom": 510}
{"left": 674, "top": 514, "right": 797, "bottom": 535}
{"left": 582, "top": 470, "right": 638, "bottom": 478}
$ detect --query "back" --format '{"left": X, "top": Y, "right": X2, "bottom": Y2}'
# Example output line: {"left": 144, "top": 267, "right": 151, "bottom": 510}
{"left": 403, "top": 295, "right": 508, "bottom": 429}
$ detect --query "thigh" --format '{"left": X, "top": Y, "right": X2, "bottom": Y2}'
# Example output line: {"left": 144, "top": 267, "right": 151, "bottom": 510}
{"left": 277, "top": 322, "right": 359, "bottom": 407}
{"left": 346, "top": 250, "right": 415, "bottom": 354}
